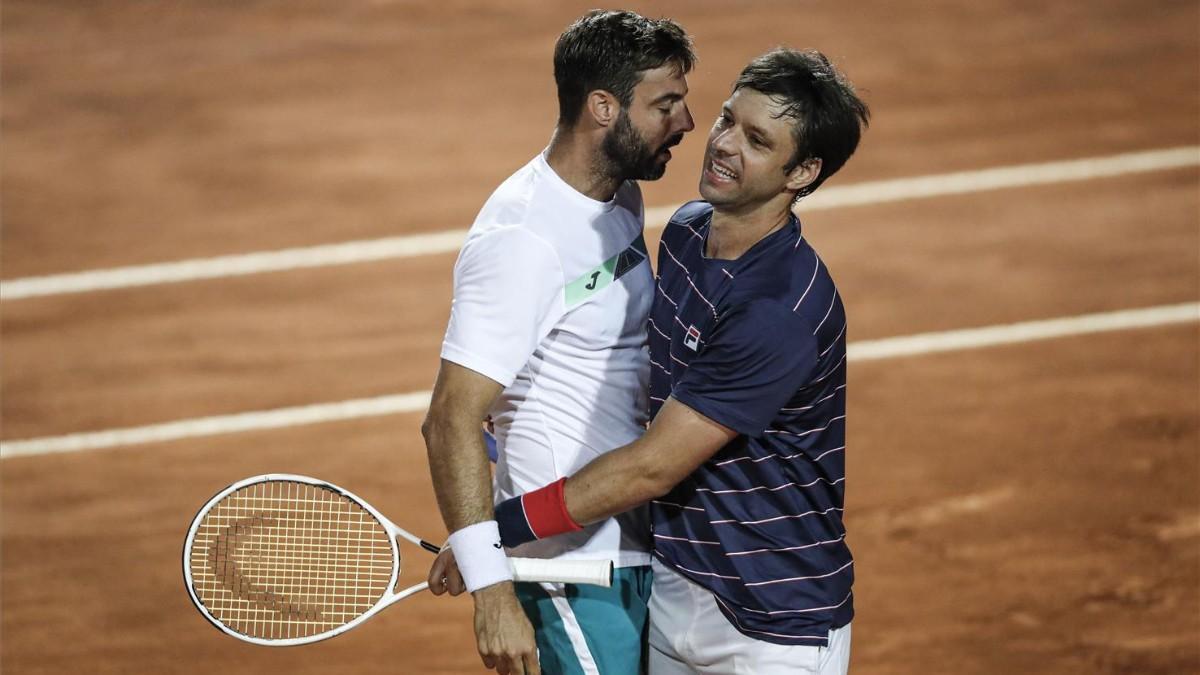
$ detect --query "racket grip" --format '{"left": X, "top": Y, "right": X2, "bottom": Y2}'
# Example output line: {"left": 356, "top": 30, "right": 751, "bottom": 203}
{"left": 508, "top": 558, "right": 614, "bottom": 587}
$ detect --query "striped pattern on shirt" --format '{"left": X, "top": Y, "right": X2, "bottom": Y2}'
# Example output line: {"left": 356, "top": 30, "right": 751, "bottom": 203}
{"left": 648, "top": 201, "right": 853, "bottom": 647}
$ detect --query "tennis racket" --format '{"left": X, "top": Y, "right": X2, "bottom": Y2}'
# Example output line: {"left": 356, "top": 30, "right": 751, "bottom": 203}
{"left": 183, "top": 474, "right": 612, "bottom": 646}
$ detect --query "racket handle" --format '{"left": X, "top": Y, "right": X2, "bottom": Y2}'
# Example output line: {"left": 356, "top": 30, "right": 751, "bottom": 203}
{"left": 509, "top": 558, "right": 614, "bottom": 587}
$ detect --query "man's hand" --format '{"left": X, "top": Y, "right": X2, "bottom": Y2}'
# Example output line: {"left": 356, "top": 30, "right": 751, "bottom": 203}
{"left": 428, "top": 547, "right": 467, "bottom": 596}
{"left": 428, "top": 549, "right": 537, "bottom": 673}
{"left": 472, "top": 583, "right": 540, "bottom": 675}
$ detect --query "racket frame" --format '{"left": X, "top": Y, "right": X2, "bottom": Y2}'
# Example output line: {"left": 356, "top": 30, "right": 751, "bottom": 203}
{"left": 183, "top": 473, "right": 429, "bottom": 646}
{"left": 183, "top": 473, "right": 615, "bottom": 647}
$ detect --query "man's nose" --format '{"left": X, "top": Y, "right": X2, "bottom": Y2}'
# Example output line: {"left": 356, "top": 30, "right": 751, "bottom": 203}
{"left": 676, "top": 103, "right": 695, "bottom": 134}
{"left": 709, "top": 126, "right": 735, "bottom": 156}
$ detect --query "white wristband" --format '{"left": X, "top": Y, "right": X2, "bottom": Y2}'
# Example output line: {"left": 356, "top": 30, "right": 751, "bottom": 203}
{"left": 447, "top": 520, "right": 513, "bottom": 593}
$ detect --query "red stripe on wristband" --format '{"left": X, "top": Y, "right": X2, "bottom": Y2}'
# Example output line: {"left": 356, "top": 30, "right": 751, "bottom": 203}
{"left": 520, "top": 477, "right": 582, "bottom": 539}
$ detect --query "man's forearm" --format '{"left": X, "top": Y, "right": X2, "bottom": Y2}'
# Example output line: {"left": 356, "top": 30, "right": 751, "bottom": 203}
{"left": 493, "top": 437, "right": 672, "bottom": 547}
{"left": 563, "top": 440, "right": 665, "bottom": 524}
{"left": 423, "top": 408, "right": 517, "bottom": 594}
{"left": 422, "top": 399, "right": 535, "bottom": 674}
{"left": 421, "top": 360, "right": 516, "bottom": 594}
{"left": 424, "top": 413, "right": 495, "bottom": 532}
{"left": 494, "top": 397, "right": 738, "bottom": 548}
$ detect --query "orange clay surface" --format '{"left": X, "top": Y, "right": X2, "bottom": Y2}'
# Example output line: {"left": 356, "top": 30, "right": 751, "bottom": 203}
{"left": 2, "top": 1, "right": 1198, "bottom": 673}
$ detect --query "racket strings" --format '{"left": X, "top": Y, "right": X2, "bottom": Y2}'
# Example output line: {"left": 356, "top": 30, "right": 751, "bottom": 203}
{"left": 188, "top": 480, "right": 394, "bottom": 640}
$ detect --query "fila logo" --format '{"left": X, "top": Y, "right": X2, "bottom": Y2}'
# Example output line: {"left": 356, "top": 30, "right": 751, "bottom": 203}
{"left": 684, "top": 325, "right": 701, "bottom": 351}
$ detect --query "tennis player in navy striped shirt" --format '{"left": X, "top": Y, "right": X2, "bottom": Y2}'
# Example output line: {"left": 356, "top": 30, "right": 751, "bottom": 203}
{"left": 438, "top": 48, "right": 868, "bottom": 674}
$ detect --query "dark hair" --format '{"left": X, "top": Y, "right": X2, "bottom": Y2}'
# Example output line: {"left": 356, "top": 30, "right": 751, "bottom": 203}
{"left": 554, "top": 10, "right": 695, "bottom": 127}
{"left": 734, "top": 48, "right": 869, "bottom": 198}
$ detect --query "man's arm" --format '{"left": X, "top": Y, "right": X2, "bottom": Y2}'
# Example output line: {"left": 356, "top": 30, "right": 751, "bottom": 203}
{"left": 495, "top": 298, "right": 815, "bottom": 549}
{"left": 565, "top": 397, "right": 737, "bottom": 524}
{"left": 423, "top": 359, "right": 503, "bottom": 535}
{"left": 423, "top": 359, "right": 539, "bottom": 675}
{"left": 494, "top": 397, "right": 737, "bottom": 547}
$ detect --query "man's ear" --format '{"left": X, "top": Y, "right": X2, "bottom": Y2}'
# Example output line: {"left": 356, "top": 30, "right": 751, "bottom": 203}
{"left": 585, "top": 90, "right": 620, "bottom": 128}
{"left": 785, "top": 157, "right": 823, "bottom": 193}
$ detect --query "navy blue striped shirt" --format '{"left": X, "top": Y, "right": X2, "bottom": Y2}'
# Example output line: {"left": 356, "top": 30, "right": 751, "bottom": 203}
{"left": 648, "top": 201, "right": 853, "bottom": 646}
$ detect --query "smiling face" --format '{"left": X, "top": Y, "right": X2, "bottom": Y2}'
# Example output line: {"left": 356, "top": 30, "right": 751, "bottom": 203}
{"left": 601, "top": 61, "right": 695, "bottom": 181}
{"left": 699, "top": 88, "right": 819, "bottom": 213}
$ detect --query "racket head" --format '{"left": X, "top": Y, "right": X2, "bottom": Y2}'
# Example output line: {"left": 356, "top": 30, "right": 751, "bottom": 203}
{"left": 182, "top": 474, "right": 401, "bottom": 646}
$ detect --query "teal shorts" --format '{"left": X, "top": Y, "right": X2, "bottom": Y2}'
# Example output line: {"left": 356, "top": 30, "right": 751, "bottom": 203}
{"left": 515, "top": 565, "right": 653, "bottom": 675}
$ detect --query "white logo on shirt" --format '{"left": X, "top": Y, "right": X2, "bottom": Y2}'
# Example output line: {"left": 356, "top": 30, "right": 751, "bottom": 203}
{"left": 684, "top": 325, "right": 701, "bottom": 351}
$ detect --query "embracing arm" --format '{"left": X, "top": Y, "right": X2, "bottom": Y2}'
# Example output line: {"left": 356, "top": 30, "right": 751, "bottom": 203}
{"left": 496, "top": 298, "right": 815, "bottom": 548}
{"left": 494, "top": 397, "right": 737, "bottom": 547}
{"left": 565, "top": 398, "right": 736, "bottom": 523}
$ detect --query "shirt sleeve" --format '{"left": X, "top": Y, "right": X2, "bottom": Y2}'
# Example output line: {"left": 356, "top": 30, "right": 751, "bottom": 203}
{"left": 440, "top": 227, "right": 565, "bottom": 387}
{"left": 671, "top": 299, "right": 818, "bottom": 436}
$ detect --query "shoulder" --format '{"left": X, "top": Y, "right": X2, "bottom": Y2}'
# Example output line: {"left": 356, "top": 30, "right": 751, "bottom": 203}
{"left": 457, "top": 224, "right": 563, "bottom": 282}
{"left": 473, "top": 158, "right": 541, "bottom": 230}
{"left": 658, "top": 200, "right": 711, "bottom": 251}
{"left": 667, "top": 200, "right": 713, "bottom": 228}
{"left": 467, "top": 158, "right": 568, "bottom": 257}
{"left": 788, "top": 238, "right": 840, "bottom": 314}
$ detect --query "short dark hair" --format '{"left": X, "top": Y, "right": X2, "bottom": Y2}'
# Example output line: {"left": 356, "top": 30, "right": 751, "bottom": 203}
{"left": 554, "top": 10, "right": 695, "bottom": 127}
{"left": 734, "top": 49, "right": 869, "bottom": 198}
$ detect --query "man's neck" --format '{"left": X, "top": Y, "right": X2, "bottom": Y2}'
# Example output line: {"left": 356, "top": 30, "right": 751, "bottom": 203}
{"left": 545, "top": 127, "right": 623, "bottom": 202}
{"left": 706, "top": 199, "right": 795, "bottom": 260}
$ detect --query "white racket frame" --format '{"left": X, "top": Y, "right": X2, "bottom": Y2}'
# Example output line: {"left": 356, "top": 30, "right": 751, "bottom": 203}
{"left": 183, "top": 473, "right": 613, "bottom": 647}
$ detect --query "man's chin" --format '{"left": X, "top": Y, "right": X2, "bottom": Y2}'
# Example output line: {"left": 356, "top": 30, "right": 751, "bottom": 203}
{"left": 698, "top": 177, "right": 722, "bottom": 200}
{"left": 699, "top": 179, "right": 737, "bottom": 206}
{"left": 636, "top": 159, "right": 669, "bottom": 181}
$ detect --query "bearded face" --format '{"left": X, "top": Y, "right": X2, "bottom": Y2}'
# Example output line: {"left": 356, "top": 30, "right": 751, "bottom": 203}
{"left": 601, "top": 108, "right": 684, "bottom": 181}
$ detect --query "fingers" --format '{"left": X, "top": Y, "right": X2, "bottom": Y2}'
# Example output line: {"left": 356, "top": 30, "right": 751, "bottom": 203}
{"left": 445, "top": 554, "right": 465, "bottom": 595}
{"left": 479, "top": 650, "right": 521, "bottom": 675}
{"left": 446, "top": 568, "right": 466, "bottom": 596}
{"left": 477, "top": 634, "right": 536, "bottom": 675}
{"left": 502, "top": 649, "right": 531, "bottom": 675}
{"left": 427, "top": 553, "right": 450, "bottom": 595}
{"left": 428, "top": 549, "right": 464, "bottom": 596}
{"left": 473, "top": 584, "right": 537, "bottom": 674}
{"left": 481, "top": 651, "right": 531, "bottom": 675}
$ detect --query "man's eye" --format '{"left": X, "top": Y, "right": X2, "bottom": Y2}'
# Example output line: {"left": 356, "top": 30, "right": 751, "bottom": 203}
{"left": 659, "top": 107, "right": 672, "bottom": 114}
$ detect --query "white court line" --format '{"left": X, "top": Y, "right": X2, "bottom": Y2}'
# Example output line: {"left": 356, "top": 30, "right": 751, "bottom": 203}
{"left": 0, "top": 392, "right": 431, "bottom": 459}
{"left": 2, "top": 302, "right": 1195, "bottom": 459}
{"left": 847, "top": 302, "right": 1199, "bottom": 361}
{"left": 2, "top": 146, "right": 1196, "bottom": 301}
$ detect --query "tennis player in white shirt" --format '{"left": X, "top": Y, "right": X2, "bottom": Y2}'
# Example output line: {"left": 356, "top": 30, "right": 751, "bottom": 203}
{"left": 421, "top": 10, "right": 696, "bottom": 675}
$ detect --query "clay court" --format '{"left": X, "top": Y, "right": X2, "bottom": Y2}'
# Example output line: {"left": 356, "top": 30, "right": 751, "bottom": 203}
{"left": 2, "top": 1, "right": 1198, "bottom": 673}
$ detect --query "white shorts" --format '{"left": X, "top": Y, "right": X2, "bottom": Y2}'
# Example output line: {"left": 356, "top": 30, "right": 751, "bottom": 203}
{"left": 648, "top": 558, "right": 852, "bottom": 675}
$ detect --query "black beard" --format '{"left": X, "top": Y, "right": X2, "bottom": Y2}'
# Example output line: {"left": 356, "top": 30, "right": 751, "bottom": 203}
{"left": 601, "top": 111, "right": 673, "bottom": 181}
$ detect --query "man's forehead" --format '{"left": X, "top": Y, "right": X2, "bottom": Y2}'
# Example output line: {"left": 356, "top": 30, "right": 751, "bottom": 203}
{"left": 726, "top": 89, "right": 793, "bottom": 128}
{"left": 634, "top": 62, "right": 689, "bottom": 96}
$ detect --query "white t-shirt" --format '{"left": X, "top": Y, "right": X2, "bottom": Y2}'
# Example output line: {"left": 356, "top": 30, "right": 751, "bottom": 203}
{"left": 441, "top": 153, "right": 653, "bottom": 567}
